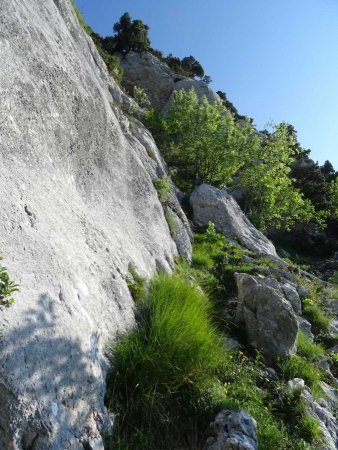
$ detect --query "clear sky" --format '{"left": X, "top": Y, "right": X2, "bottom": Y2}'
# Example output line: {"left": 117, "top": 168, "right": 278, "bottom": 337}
{"left": 76, "top": 0, "right": 338, "bottom": 169}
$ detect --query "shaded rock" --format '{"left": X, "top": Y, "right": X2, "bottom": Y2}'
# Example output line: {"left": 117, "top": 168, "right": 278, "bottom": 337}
{"left": 297, "top": 316, "right": 314, "bottom": 342}
{"left": 279, "top": 248, "right": 291, "bottom": 258}
{"left": 206, "top": 410, "right": 258, "bottom": 450}
{"left": 235, "top": 273, "right": 298, "bottom": 363}
{"left": 297, "top": 285, "right": 310, "bottom": 299}
{"left": 282, "top": 283, "right": 302, "bottom": 314}
{"left": 190, "top": 184, "right": 278, "bottom": 257}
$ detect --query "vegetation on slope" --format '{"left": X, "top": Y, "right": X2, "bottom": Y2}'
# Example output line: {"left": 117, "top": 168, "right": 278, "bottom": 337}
{"left": 105, "top": 225, "right": 335, "bottom": 449}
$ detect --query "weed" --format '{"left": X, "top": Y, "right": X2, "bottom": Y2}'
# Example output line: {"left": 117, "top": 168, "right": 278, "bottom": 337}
{"left": 297, "top": 331, "right": 325, "bottom": 359}
{"left": 164, "top": 209, "right": 178, "bottom": 239}
{"left": 126, "top": 265, "right": 147, "bottom": 304}
{"left": 0, "top": 259, "right": 19, "bottom": 307}
{"left": 279, "top": 355, "right": 324, "bottom": 396}
{"left": 152, "top": 177, "right": 172, "bottom": 204}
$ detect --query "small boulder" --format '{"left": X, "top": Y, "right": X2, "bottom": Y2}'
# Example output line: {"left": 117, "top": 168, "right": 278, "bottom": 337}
{"left": 286, "top": 378, "right": 305, "bottom": 394}
{"left": 190, "top": 184, "right": 278, "bottom": 257}
{"left": 297, "top": 316, "right": 314, "bottom": 342}
{"left": 206, "top": 410, "right": 258, "bottom": 450}
{"left": 282, "top": 283, "right": 302, "bottom": 314}
{"left": 235, "top": 273, "right": 298, "bottom": 363}
{"left": 297, "top": 285, "right": 310, "bottom": 299}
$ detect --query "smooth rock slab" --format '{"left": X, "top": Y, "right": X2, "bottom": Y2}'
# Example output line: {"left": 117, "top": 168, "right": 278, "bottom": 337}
{"left": 190, "top": 184, "right": 278, "bottom": 257}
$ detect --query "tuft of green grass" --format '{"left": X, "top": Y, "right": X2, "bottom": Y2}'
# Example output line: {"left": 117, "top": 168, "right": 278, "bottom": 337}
{"left": 126, "top": 265, "right": 147, "bottom": 304}
{"left": 280, "top": 355, "right": 324, "bottom": 396}
{"left": 152, "top": 177, "right": 172, "bottom": 204}
{"left": 164, "top": 209, "right": 178, "bottom": 239}
{"left": 297, "top": 331, "right": 325, "bottom": 359}
{"left": 281, "top": 389, "right": 323, "bottom": 445}
{"left": 303, "top": 298, "right": 331, "bottom": 333}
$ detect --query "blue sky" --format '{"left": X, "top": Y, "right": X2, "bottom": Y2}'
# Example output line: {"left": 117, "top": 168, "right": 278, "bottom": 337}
{"left": 76, "top": 0, "right": 338, "bottom": 169}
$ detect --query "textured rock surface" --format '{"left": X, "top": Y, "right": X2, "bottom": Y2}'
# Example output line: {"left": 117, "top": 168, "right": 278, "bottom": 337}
{"left": 206, "top": 410, "right": 258, "bottom": 450}
{"left": 302, "top": 388, "right": 338, "bottom": 450}
{"left": 235, "top": 273, "right": 298, "bottom": 362}
{"left": 0, "top": 0, "right": 190, "bottom": 448}
{"left": 190, "top": 184, "right": 278, "bottom": 256}
{"left": 119, "top": 51, "right": 220, "bottom": 111}
{"left": 282, "top": 283, "right": 302, "bottom": 314}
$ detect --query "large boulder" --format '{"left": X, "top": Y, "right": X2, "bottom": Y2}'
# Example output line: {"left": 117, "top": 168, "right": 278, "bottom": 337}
{"left": 190, "top": 184, "right": 278, "bottom": 257}
{"left": 206, "top": 410, "right": 258, "bottom": 450}
{"left": 0, "top": 0, "right": 191, "bottom": 448}
{"left": 235, "top": 273, "right": 298, "bottom": 362}
{"left": 119, "top": 51, "right": 220, "bottom": 111}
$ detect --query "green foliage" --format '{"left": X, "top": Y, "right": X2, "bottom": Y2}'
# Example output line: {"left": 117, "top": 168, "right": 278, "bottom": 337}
{"left": 126, "top": 265, "right": 147, "bottom": 304}
{"left": 281, "top": 389, "right": 323, "bottom": 444}
{"left": 164, "top": 209, "right": 178, "bottom": 239}
{"left": 145, "top": 90, "right": 315, "bottom": 231}
{"left": 132, "top": 86, "right": 150, "bottom": 108}
{"left": 237, "top": 123, "right": 316, "bottom": 231}
{"left": 280, "top": 355, "right": 324, "bottom": 396}
{"left": 152, "top": 177, "right": 172, "bottom": 204}
{"left": 112, "top": 13, "right": 150, "bottom": 54}
{"left": 297, "top": 331, "right": 325, "bottom": 359}
{"left": 303, "top": 298, "right": 331, "bottom": 334}
{"left": 0, "top": 259, "right": 19, "bottom": 307}
{"left": 108, "top": 274, "right": 226, "bottom": 448}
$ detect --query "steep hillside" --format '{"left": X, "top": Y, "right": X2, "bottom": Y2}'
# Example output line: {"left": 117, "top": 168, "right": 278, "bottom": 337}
{"left": 0, "top": 1, "right": 190, "bottom": 448}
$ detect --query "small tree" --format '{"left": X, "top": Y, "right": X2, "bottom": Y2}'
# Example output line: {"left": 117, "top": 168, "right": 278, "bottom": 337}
{"left": 112, "top": 12, "right": 150, "bottom": 54}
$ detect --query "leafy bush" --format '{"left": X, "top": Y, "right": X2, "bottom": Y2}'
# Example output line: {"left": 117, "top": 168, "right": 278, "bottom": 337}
{"left": 0, "top": 259, "right": 19, "bottom": 307}
{"left": 132, "top": 86, "right": 150, "bottom": 108}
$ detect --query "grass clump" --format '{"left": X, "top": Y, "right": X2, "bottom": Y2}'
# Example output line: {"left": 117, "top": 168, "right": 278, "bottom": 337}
{"left": 107, "top": 274, "right": 226, "bottom": 448}
{"left": 164, "top": 210, "right": 178, "bottom": 239}
{"left": 126, "top": 265, "right": 147, "bottom": 304}
{"left": 280, "top": 355, "right": 324, "bottom": 396}
{"left": 297, "top": 331, "right": 325, "bottom": 359}
{"left": 281, "top": 389, "right": 323, "bottom": 445}
{"left": 152, "top": 177, "right": 172, "bottom": 204}
{"left": 303, "top": 298, "right": 331, "bottom": 334}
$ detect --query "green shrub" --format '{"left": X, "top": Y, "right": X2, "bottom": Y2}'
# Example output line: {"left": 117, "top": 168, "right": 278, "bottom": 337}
{"left": 132, "top": 86, "right": 150, "bottom": 108}
{"left": 152, "top": 177, "right": 172, "bottom": 204}
{"left": 0, "top": 259, "right": 19, "bottom": 306}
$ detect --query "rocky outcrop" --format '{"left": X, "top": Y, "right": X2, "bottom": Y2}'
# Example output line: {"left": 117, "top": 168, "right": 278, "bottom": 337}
{"left": 190, "top": 184, "right": 278, "bottom": 257}
{"left": 235, "top": 273, "right": 298, "bottom": 362}
{"left": 119, "top": 51, "right": 220, "bottom": 111}
{"left": 206, "top": 410, "right": 258, "bottom": 450}
{"left": 0, "top": 0, "right": 191, "bottom": 448}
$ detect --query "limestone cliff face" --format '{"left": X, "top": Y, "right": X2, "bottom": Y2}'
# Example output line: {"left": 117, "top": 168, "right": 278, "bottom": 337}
{"left": 0, "top": 1, "right": 191, "bottom": 448}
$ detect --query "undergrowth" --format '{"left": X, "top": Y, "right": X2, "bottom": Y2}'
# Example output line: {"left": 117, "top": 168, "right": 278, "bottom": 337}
{"left": 0, "top": 258, "right": 19, "bottom": 307}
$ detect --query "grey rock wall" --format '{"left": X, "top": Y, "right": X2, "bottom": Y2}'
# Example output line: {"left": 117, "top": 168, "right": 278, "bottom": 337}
{"left": 0, "top": 0, "right": 190, "bottom": 448}
{"left": 119, "top": 51, "right": 220, "bottom": 111}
